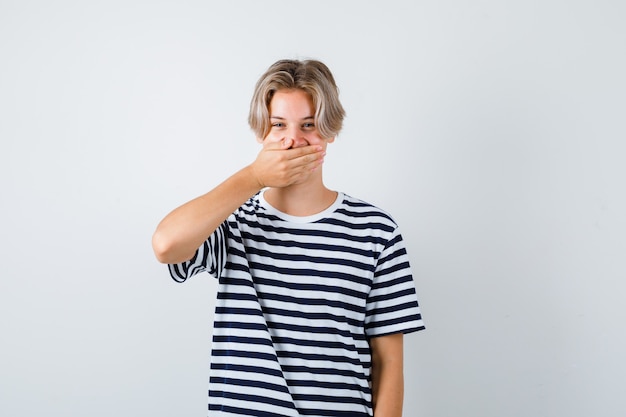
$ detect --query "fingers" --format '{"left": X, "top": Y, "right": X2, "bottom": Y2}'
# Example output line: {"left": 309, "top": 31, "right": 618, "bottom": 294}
{"left": 263, "top": 139, "right": 324, "bottom": 160}
{"left": 252, "top": 141, "right": 325, "bottom": 188}
{"left": 290, "top": 144, "right": 324, "bottom": 160}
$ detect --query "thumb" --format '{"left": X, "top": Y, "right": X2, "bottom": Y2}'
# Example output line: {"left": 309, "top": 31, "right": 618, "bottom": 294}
{"left": 282, "top": 138, "right": 294, "bottom": 149}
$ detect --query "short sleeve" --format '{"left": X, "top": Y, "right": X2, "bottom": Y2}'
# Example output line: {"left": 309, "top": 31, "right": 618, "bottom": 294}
{"left": 168, "top": 221, "right": 229, "bottom": 282}
{"left": 364, "top": 227, "right": 425, "bottom": 338}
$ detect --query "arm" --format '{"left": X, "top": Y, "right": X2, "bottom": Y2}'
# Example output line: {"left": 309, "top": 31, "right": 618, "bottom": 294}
{"left": 151, "top": 139, "right": 325, "bottom": 264}
{"left": 370, "top": 333, "right": 405, "bottom": 417}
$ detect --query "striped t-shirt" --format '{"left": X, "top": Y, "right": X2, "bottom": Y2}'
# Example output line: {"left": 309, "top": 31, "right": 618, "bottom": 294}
{"left": 168, "top": 191, "right": 424, "bottom": 417}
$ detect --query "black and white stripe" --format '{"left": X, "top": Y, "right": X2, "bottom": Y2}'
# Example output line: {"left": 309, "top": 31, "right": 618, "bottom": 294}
{"left": 169, "top": 192, "right": 424, "bottom": 416}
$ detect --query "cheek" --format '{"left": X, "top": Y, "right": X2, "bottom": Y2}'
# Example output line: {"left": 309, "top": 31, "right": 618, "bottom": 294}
{"left": 263, "top": 132, "right": 283, "bottom": 143}
{"left": 306, "top": 133, "right": 327, "bottom": 145}
{"left": 262, "top": 129, "right": 326, "bottom": 146}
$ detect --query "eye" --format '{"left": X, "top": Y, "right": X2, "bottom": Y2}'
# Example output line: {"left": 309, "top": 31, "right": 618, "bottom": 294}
{"left": 272, "top": 122, "right": 285, "bottom": 128}
{"left": 302, "top": 122, "right": 315, "bottom": 129}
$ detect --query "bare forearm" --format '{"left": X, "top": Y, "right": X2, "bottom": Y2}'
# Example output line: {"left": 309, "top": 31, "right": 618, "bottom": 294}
{"left": 152, "top": 165, "right": 261, "bottom": 264}
{"left": 152, "top": 140, "right": 325, "bottom": 264}
{"left": 371, "top": 365, "right": 404, "bottom": 417}
{"left": 370, "top": 333, "right": 405, "bottom": 417}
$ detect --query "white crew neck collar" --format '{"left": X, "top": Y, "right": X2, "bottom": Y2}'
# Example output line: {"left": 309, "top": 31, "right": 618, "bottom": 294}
{"left": 258, "top": 190, "right": 344, "bottom": 223}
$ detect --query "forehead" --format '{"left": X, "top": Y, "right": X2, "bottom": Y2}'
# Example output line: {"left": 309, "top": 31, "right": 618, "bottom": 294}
{"left": 269, "top": 89, "right": 314, "bottom": 116}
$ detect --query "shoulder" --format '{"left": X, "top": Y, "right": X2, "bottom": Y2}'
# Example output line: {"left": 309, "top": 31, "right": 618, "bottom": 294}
{"left": 337, "top": 193, "right": 399, "bottom": 228}
{"left": 233, "top": 192, "right": 264, "bottom": 217}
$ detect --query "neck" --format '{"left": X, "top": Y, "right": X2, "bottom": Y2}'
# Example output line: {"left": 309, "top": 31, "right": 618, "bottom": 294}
{"left": 264, "top": 181, "right": 337, "bottom": 217}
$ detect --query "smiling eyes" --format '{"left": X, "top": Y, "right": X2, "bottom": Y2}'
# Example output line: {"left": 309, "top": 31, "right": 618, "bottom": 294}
{"left": 271, "top": 122, "right": 316, "bottom": 130}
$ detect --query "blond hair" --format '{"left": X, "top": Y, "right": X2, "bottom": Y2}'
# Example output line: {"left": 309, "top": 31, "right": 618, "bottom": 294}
{"left": 248, "top": 59, "right": 346, "bottom": 140}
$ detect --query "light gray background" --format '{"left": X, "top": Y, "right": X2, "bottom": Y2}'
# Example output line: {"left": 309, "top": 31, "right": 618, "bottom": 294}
{"left": 1, "top": 1, "right": 625, "bottom": 416}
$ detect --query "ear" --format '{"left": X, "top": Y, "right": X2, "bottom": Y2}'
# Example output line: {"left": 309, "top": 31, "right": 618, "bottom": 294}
{"left": 256, "top": 136, "right": 264, "bottom": 144}
{"left": 326, "top": 136, "right": 336, "bottom": 144}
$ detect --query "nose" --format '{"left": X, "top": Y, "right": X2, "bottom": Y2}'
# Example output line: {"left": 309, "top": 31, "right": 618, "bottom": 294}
{"left": 286, "top": 127, "right": 308, "bottom": 147}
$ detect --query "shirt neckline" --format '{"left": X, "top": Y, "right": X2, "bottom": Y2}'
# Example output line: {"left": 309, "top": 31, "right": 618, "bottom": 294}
{"left": 258, "top": 190, "right": 344, "bottom": 224}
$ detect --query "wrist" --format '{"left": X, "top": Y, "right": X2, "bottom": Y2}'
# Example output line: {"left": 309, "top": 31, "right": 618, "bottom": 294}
{"left": 245, "top": 163, "right": 266, "bottom": 190}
